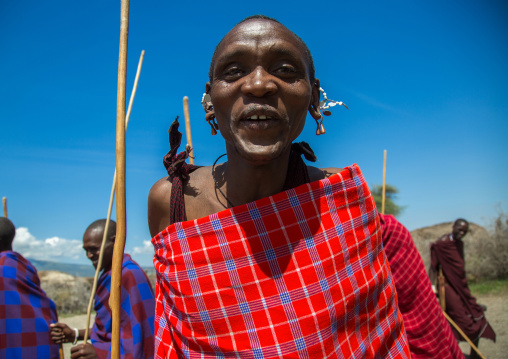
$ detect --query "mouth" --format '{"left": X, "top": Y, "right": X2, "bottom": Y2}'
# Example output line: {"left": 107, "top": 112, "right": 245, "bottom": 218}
{"left": 239, "top": 107, "right": 282, "bottom": 131}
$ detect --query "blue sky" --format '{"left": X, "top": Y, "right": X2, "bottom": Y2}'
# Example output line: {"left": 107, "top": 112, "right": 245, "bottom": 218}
{"left": 1, "top": 1, "right": 507, "bottom": 267}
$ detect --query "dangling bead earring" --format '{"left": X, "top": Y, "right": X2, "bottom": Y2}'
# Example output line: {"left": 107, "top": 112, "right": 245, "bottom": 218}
{"left": 206, "top": 114, "right": 219, "bottom": 136}
{"left": 202, "top": 93, "right": 219, "bottom": 136}
{"left": 316, "top": 86, "right": 348, "bottom": 135}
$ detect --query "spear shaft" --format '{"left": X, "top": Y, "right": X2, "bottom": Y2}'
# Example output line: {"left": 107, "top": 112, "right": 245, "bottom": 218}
{"left": 110, "top": 0, "right": 129, "bottom": 357}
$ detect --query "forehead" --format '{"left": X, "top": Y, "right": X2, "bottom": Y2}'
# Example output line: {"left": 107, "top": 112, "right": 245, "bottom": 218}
{"left": 454, "top": 222, "right": 468, "bottom": 230}
{"left": 215, "top": 20, "right": 307, "bottom": 65}
{"left": 83, "top": 227, "right": 103, "bottom": 247}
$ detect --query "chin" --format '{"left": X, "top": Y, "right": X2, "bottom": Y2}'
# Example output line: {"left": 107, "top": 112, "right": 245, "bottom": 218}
{"left": 234, "top": 141, "right": 287, "bottom": 165}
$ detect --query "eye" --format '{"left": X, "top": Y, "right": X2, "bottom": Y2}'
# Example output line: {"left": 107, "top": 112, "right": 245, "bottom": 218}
{"left": 274, "top": 64, "right": 297, "bottom": 74}
{"left": 221, "top": 66, "right": 246, "bottom": 81}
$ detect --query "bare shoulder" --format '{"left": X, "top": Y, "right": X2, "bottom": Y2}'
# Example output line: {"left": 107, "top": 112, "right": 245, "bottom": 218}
{"left": 147, "top": 177, "right": 173, "bottom": 238}
{"left": 307, "top": 166, "right": 344, "bottom": 182}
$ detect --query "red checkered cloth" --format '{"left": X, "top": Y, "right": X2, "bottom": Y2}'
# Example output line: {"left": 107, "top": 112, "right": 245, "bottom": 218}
{"left": 379, "top": 214, "right": 463, "bottom": 358}
{"left": 152, "top": 165, "right": 410, "bottom": 358}
{"left": 0, "top": 250, "right": 59, "bottom": 359}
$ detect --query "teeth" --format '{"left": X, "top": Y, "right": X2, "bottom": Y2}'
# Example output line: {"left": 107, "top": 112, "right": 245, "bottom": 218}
{"left": 247, "top": 115, "right": 270, "bottom": 120}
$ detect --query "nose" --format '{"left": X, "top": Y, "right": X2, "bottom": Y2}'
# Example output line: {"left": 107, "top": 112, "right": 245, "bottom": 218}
{"left": 241, "top": 66, "right": 277, "bottom": 98}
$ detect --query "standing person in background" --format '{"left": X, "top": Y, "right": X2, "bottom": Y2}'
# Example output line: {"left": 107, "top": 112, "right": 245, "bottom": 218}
{"left": 0, "top": 217, "right": 60, "bottom": 359}
{"left": 50, "top": 219, "right": 155, "bottom": 359}
{"left": 148, "top": 15, "right": 409, "bottom": 358}
{"left": 431, "top": 218, "right": 496, "bottom": 359}
{"left": 380, "top": 213, "right": 463, "bottom": 358}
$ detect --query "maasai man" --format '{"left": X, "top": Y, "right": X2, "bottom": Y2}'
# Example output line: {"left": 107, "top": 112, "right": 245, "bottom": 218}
{"left": 430, "top": 218, "right": 496, "bottom": 359}
{"left": 0, "top": 217, "right": 59, "bottom": 359}
{"left": 148, "top": 15, "right": 410, "bottom": 358}
{"left": 379, "top": 214, "right": 463, "bottom": 358}
{"left": 50, "top": 219, "right": 155, "bottom": 359}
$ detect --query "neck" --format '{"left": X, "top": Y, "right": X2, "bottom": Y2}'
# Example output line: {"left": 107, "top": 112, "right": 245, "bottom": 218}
{"left": 217, "top": 144, "right": 292, "bottom": 207}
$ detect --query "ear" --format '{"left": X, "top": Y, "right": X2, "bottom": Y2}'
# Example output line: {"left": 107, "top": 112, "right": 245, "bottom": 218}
{"left": 204, "top": 82, "right": 214, "bottom": 115}
{"left": 308, "top": 78, "right": 321, "bottom": 121}
{"left": 110, "top": 234, "right": 116, "bottom": 244}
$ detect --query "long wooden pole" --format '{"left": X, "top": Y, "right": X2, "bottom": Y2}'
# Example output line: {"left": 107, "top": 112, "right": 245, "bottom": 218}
{"left": 442, "top": 311, "right": 486, "bottom": 359}
{"left": 183, "top": 96, "right": 194, "bottom": 164}
{"left": 82, "top": 50, "right": 144, "bottom": 343}
{"left": 2, "top": 197, "right": 7, "bottom": 217}
{"left": 110, "top": 1, "right": 129, "bottom": 358}
{"left": 381, "top": 150, "right": 387, "bottom": 215}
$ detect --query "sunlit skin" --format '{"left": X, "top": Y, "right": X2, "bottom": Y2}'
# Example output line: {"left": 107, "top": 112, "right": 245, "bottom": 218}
{"left": 148, "top": 19, "right": 342, "bottom": 237}
{"left": 452, "top": 220, "right": 469, "bottom": 241}
{"left": 82, "top": 226, "right": 115, "bottom": 272}
{"left": 206, "top": 20, "right": 319, "bottom": 164}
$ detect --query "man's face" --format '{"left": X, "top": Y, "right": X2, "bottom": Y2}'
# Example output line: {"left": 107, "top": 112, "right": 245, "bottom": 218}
{"left": 452, "top": 221, "right": 469, "bottom": 241}
{"left": 82, "top": 227, "right": 114, "bottom": 272}
{"left": 207, "top": 20, "right": 318, "bottom": 164}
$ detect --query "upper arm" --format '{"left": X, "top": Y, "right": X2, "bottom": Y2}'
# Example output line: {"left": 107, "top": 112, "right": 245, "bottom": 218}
{"left": 147, "top": 177, "right": 173, "bottom": 238}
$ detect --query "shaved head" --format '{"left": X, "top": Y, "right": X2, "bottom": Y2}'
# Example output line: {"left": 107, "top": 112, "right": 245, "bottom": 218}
{"left": 0, "top": 217, "right": 15, "bottom": 251}
{"left": 85, "top": 219, "right": 116, "bottom": 242}
{"left": 208, "top": 15, "right": 315, "bottom": 83}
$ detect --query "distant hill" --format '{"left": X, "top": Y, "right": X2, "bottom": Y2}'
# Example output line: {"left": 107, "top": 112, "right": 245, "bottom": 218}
{"left": 29, "top": 258, "right": 156, "bottom": 278}
{"left": 29, "top": 258, "right": 96, "bottom": 277}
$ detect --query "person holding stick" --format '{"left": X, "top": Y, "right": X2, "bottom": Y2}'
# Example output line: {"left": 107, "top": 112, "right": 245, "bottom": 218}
{"left": 148, "top": 15, "right": 409, "bottom": 358}
{"left": 50, "top": 220, "right": 155, "bottom": 359}
{"left": 0, "top": 217, "right": 60, "bottom": 359}
{"left": 430, "top": 219, "right": 496, "bottom": 359}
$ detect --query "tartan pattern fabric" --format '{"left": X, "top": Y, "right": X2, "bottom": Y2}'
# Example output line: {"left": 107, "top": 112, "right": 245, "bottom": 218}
{"left": 0, "top": 251, "right": 59, "bottom": 359}
{"left": 152, "top": 164, "right": 410, "bottom": 358}
{"left": 379, "top": 214, "right": 463, "bottom": 358}
{"left": 91, "top": 254, "right": 156, "bottom": 359}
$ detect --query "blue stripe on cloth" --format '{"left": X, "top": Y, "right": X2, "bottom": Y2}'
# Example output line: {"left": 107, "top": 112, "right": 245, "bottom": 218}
{"left": 280, "top": 292, "right": 291, "bottom": 304}
{"left": 295, "top": 337, "right": 306, "bottom": 351}
{"left": 211, "top": 218, "right": 222, "bottom": 230}
{"left": 304, "top": 236, "right": 315, "bottom": 248}
{"left": 6, "top": 318, "right": 21, "bottom": 333}
{"left": 249, "top": 207, "right": 262, "bottom": 219}
{"left": 5, "top": 291, "right": 20, "bottom": 305}
{"left": 253, "top": 348, "right": 264, "bottom": 359}
{"left": 29, "top": 293, "right": 41, "bottom": 308}
{"left": 239, "top": 302, "right": 250, "bottom": 314}
{"left": 288, "top": 195, "right": 299, "bottom": 207}
{"left": 3, "top": 266, "right": 15, "bottom": 278}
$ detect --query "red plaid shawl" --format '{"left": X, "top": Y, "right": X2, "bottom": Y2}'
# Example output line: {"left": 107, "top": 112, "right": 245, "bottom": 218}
{"left": 379, "top": 214, "right": 462, "bottom": 358}
{"left": 152, "top": 165, "right": 409, "bottom": 358}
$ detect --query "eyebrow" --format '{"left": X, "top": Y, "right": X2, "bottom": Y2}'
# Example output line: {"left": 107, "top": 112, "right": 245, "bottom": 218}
{"left": 216, "top": 45, "right": 306, "bottom": 68}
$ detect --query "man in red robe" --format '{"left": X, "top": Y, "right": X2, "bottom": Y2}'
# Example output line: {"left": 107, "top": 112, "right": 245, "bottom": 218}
{"left": 380, "top": 214, "right": 462, "bottom": 358}
{"left": 431, "top": 218, "right": 495, "bottom": 359}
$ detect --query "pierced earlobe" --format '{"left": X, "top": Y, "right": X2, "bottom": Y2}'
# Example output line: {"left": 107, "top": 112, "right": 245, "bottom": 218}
{"left": 205, "top": 112, "right": 219, "bottom": 136}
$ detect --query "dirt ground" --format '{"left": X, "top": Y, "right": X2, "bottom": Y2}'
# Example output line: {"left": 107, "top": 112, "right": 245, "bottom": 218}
{"left": 457, "top": 292, "right": 506, "bottom": 359}
{"left": 59, "top": 293, "right": 505, "bottom": 358}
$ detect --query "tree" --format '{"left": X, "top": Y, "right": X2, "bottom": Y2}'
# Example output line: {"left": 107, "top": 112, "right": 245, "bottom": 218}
{"left": 371, "top": 184, "right": 405, "bottom": 217}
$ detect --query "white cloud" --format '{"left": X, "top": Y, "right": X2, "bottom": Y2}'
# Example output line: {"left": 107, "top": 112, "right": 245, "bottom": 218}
{"left": 12, "top": 227, "right": 85, "bottom": 263}
{"left": 132, "top": 240, "right": 154, "bottom": 255}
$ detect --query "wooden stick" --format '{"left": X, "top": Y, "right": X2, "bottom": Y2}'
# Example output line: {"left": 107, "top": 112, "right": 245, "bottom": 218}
{"left": 2, "top": 197, "right": 7, "bottom": 218}
{"left": 82, "top": 50, "right": 144, "bottom": 344}
{"left": 110, "top": 1, "right": 129, "bottom": 358}
{"left": 381, "top": 150, "right": 387, "bottom": 215}
{"left": 59, "top": 345, "right": 64, "bottom": 359}
{"left": 183, "top": 96, "right": 194, "bottom": 164}
{"left": 442, "top": 311, "right": 486, "bottom": 359}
